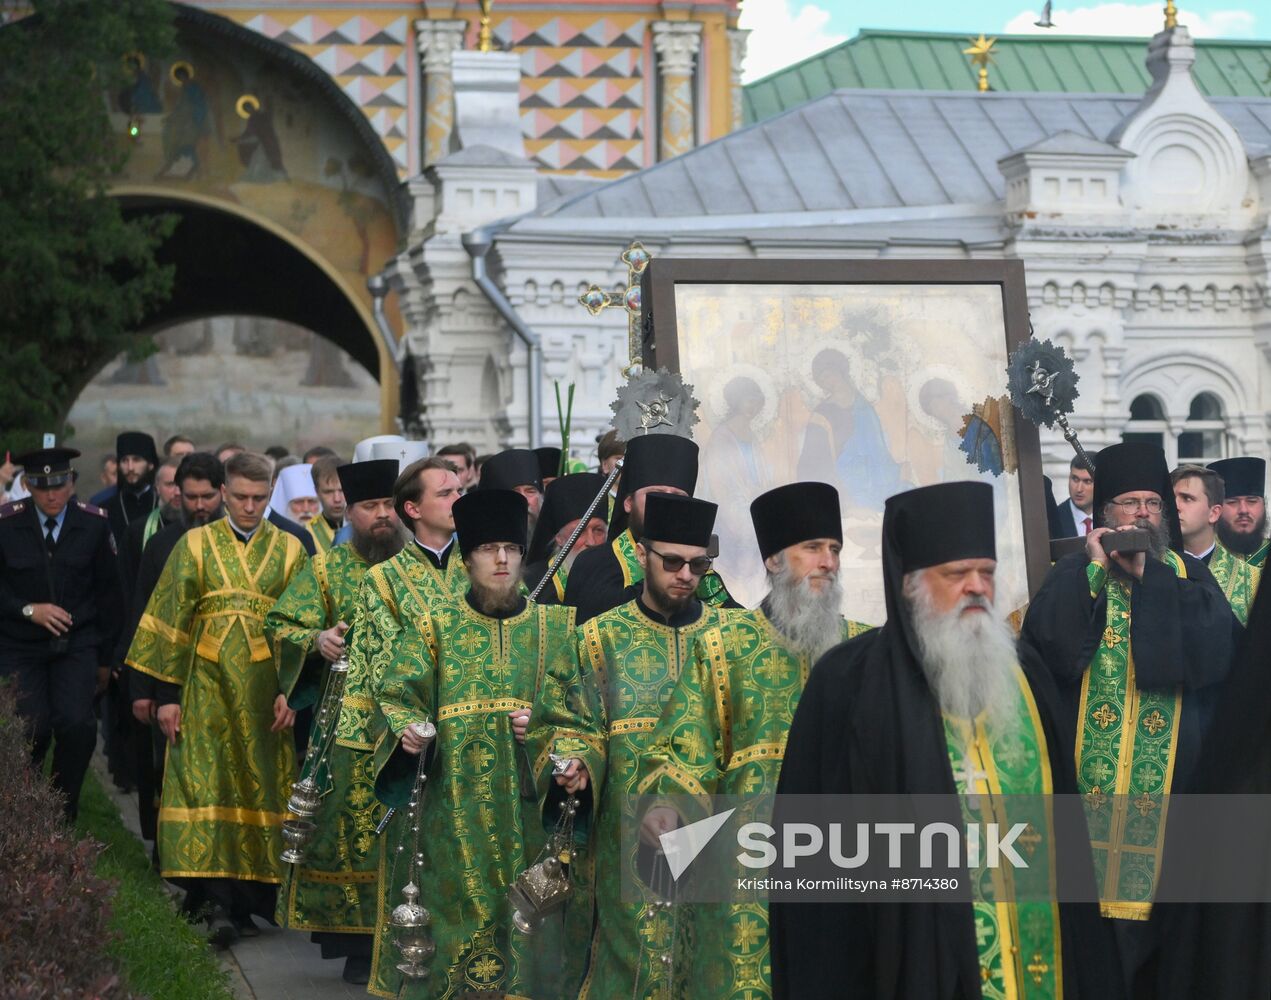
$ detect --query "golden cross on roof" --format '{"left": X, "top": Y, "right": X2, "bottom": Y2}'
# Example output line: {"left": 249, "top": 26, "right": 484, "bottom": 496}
{"left": 1164, "top": 1, "right": 1178, "bottom": 29}
{"left": 578, "top": 240, "right": 652, "bottom": 375}
{"left": 478, "top": 0, "right": 495, "bottom": 52}
{"left": 963, "top": 34, "right": 997, "bottom": 93}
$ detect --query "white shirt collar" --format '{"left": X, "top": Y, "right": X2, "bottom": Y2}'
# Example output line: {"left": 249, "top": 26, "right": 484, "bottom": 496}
{"left": 414, "top": 535, "right": 454, "bottom": 559}
{"left": 1187, "top": 541, "right": 1216, "bottom": 561}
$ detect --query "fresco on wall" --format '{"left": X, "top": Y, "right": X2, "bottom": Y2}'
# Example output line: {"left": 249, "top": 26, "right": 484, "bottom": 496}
{"left": 106, "top": 29, "right": 400, "bottom": 288}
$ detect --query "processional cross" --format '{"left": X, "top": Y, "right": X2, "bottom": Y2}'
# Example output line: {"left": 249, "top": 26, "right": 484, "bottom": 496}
{"left": 579, "top": 240, "right": 652, "bottom": 375}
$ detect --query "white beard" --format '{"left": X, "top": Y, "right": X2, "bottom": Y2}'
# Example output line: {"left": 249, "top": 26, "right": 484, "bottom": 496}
{"left": 765, "top": 561, "right": 846, "bottom": 662}
{"left": 904, "top": 572, "right": 1020, "bottom": 730}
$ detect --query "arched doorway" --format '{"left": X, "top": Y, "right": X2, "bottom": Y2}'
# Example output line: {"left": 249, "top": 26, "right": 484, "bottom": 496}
{"left": 86, "top": 3, "right": 408, "bottom": 428}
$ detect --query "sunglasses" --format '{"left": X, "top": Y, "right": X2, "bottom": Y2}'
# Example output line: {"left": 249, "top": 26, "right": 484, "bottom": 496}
{"left": 645, "top": 544, "right": 712, "bottom": 577}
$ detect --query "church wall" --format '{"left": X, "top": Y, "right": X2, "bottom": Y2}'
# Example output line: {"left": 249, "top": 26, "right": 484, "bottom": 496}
{"left": 196, "top": 0, "right": 741, "bottom": 180}
{"left": 1016, "top": 235, "right": 1269, "bottom": 485}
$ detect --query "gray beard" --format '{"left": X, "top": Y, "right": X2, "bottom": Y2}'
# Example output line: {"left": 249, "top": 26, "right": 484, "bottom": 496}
{"left": 765, "top": 564, "right": 845, "bottom": 662}
{"left": 352, "top": 523, "right": 407, "bottom": 565}
{"left": 904, "top": 573, "right": 1020, "bottom": 728}
{"left": 548, "top": 541, "right": 583, "bottom": 573}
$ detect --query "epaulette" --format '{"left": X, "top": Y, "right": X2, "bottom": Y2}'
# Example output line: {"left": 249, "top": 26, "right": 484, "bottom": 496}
{"left": 77, "top": 500, "right": 108, "bottom": 518}
{"left": 0, "top": 499, "right": 27, "bottom": 519}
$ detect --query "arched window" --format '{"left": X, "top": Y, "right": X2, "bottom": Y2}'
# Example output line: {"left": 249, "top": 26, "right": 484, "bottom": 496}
{"left": 1122, "top": 393, "right": 1166, "bottom": 452}
{"left": 1177, "top": 392, "right": 1227, "bottom": 464}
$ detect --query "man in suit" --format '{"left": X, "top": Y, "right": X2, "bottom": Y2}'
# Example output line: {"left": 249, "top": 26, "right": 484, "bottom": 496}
{"left": 0, "top": 446, "right": 123, "bottom": 819}
{"left": 1052, "top": 454, "right": 1095, "bottom": 539}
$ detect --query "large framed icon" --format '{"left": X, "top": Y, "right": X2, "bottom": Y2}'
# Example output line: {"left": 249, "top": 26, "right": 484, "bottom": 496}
{"left": 640, "top": 258, "right": 1046, "bottom": 625}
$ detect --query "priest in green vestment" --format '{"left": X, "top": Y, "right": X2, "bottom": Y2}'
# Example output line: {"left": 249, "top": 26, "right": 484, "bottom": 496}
{"left": 537, "top": 492, "right": 736, "bottom": 999}
{"left": 335, "top": 456, "right": 467, "bottom": 758}
{"left": 264, "top": 459, "right": 402, "bottom": 985}
{"left": 1172, "top": 463, "right": 1260, "bottom": 623}
{"left": 772, "top": 481, "right": 1120, "bottom": 999}
{"left": 1209, "top": 457, "right": 1270, "bottom": 569}
{"left": 369, "top": 490, "right": 580, "bottom": 998}
{"left": 1023, "top": 443, "right": 1236, "bottom": 994}
{"left": 126, "top": 451, "right": 308, "bottom": 946}
{"left": 523, "top": 471, "right": 610, "bottom": 604}
{"left": 564, "top": 433, "right": 735, "bottom": 625}
{"left": 638, "top": 482, "right": 870, "bottom": 999}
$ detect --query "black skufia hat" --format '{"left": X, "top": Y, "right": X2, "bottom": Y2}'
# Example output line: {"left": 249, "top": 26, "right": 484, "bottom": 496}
{"left": 478, "top": 449, "right": 543, "bottom": 493}
{"left": 885, "top": 481, "right": 996, "bottom": 575}
{"left": 1093, "top": 441, "right": 1182, "bottom": 552}
{"left": 610, "top": 433, "right": 699, "bottom": 539}
{"left": 750, "top": 482, "right": 842, "bottom": 561}
{"left": 1208, "top": 457, "right": 1266, "bottom": 500}
{"left": 641, "top": 492, "right": 716, "bottom": 549}
{"left": 453, "top": 489, "right": 528, "bottom": 556}
{"left": 337, "top": 459, "right": 399, "bottom": 505}
{"left": 15, "top": 446, "right": 80, "bottom": 488}
{"left": 115, "top": 431, "right": 158, "bottom": 465}
{"left": 535, "top": 446, "right": 563, "bottom": 480}
{"left": 526, "top": 472, "right": 608, "bottom": 564}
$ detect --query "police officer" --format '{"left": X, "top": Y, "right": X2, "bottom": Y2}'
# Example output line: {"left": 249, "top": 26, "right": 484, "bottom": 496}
{"left": 0, "top": 447, "right": 123, "bottom": 820}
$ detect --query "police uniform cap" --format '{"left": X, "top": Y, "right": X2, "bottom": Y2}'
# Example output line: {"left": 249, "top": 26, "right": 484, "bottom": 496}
{"left": 14, "top": 447, "right": 80, "bottom": 488}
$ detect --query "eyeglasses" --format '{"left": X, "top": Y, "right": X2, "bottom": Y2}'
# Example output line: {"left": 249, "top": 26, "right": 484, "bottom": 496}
{"left": 472, "top": 543, "right": 524, "bottom": 557}
{"left": 645, "top": 545, "right": 712, "bottom": 577}
{"left": 1108, "top": 497, "right": 1164, "bottom": 513}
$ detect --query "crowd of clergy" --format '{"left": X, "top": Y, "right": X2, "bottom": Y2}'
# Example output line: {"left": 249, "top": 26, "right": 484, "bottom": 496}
{"left": 1, "top": 422, "right": 1269, "bottom": 1000}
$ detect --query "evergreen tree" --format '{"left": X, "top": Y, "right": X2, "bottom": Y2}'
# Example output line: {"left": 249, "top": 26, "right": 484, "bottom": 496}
{"left": 0, "top": 0, "right": 176, "bottom": 452}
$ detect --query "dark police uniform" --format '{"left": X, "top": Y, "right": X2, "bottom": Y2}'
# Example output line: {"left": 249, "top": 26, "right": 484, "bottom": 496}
{"left": 0, "top": 447, "right": 124, "bottom": 820}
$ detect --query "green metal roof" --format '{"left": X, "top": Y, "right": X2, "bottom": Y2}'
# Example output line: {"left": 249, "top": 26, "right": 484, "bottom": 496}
{"left": 743, "top": 29, "right": 1271, "bottom": 123}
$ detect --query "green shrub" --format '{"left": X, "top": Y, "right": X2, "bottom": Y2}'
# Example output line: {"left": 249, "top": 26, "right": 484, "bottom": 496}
{"left": 0, "top": 685, "right": 130, "bottom": 998}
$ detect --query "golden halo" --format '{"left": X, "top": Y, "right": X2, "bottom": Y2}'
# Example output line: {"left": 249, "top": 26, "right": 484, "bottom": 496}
{"left": 235, "top": 94, "right": 261, "bottom": 119}
{"left": 169, "top": 60, "right": 195, "bottom": 85}
{"left": 122, "top": 51, "right": 146, "bottom": 72}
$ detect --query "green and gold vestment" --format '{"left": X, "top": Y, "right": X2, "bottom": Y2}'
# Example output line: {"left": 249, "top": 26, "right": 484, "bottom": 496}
{"left": 264, "top": 543, "right": 386, "bottom": 936}
{"left": 1077, "top": 554, "right": 1186, "bottom": 921}
{"left": 635, "top": 610, "right": 870, "bottom": 1000}
{"left": 1208, "top": 540, "right": 1260, "bottom": 623}
{"left": 126, "top": 518, "right": 307, "bottom": 884}
{"left": 943, "top": 667, "right": 1062, "bottom": 1000}
{"left": 335, "top": 542, "right": 468, "bottom": 755}
{"left": 370, "top": 597, "right": 579, "bottom": 999}
{"left": 561, "top": 597, "right": 735, "bottom": 1000}
{"left": 308, "top": 515, "right": 337, "bottom": 553}
{"left": 1235, "top": 538, "right": 1269, "bottom": 570}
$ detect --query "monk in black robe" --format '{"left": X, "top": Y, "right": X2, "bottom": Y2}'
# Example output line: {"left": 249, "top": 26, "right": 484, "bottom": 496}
{"left": 1153, "top": 560, "right": 1271, "bottom": 999}
{"left": 522, "top": 471, "right": 609, "bottom": 604}
{"left": 771, "top": 481, "right": 1121, "bottom": 999}
{"left": 1020, "top": 442, "right": 1236, "bottom": 993}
